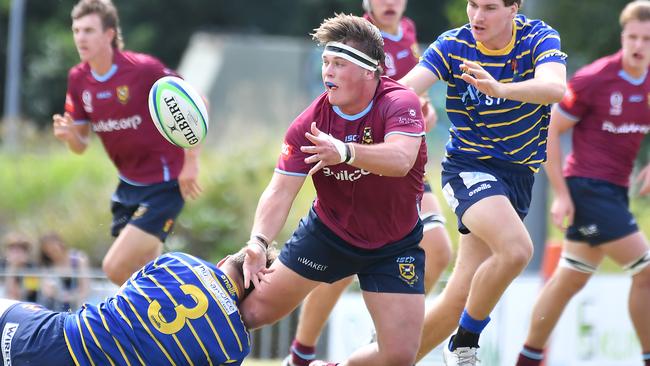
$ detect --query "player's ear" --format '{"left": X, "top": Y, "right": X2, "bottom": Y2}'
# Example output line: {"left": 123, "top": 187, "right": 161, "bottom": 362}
{"left": 510, "top": 2, "right": 519, "bottom": 18}
{"left": 216, "top": 255, "right": 230, "bottom": 268}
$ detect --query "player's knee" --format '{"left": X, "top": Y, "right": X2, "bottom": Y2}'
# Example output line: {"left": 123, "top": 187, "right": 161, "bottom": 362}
{"left": 378, "top": 343, "right": 418, "bottom": 366}
{"left": 625, "top": 251, "right": 650, "bottom": 278}
{"left": 498, "top": 243, "right": 533, "bottom": 271}
{"left": 102, "top": 258, "right": 129, "bottom": 285}
{"left": 240, "top": 297, "right": 276, "bottom": 330}
{"left": 630, "top": 258, "right": 650, "bottom": 289}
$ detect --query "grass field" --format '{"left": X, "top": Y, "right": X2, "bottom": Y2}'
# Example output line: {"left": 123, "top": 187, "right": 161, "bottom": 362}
{"left": 242, "top": 359, "right": 281, "bottom": 366}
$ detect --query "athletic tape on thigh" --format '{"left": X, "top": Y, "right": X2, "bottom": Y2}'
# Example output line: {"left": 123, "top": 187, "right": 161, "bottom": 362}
{"left": 559, "top": 253, "right": 598, "bottom": 274}
{"left": 420, "top": 212, "right": 446, "bottom": 232}
{"left": 622, "top": 251, "right": 650, "bottom": 276}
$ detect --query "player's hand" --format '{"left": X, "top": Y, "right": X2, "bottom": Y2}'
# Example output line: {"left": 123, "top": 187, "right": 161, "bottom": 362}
{"left": 420, "top": 96, "right": 437, "bottom": 132}
{"left": 460, "top": 60, "right": 504, "bottom": 98}
{"left": 550, "top": 193, "right": 574, "bottom": 231}
{"left": 635, "top": 163, "right": 650, "bottom": 196}
{"left": 52, "top": 112, "right": 76, "bottom": 142}
{"left": 178, "top": 159, "right": 202, "bottom": 200}
{"left": 302, "top": 122, "right": 347, "bottom": 175}
{"left": 243, "top": 243, "right": 267, "bottom": 289}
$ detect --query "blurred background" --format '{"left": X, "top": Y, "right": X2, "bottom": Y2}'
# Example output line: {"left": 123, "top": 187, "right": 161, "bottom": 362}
{"left": 0, "top": 0, "right": 649, "bottom": 365}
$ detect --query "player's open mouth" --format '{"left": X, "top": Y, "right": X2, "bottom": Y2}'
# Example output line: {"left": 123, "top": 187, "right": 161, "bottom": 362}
{"left": 325, "top": 81, "right": 338, "bottom": 90}
{"left": 632, "top": 52, "right": 644, "bottom": 60}
{"left": 473, "top": 25, "right": 486, "bottom": 32}
{"left": 383, "top": 10, "right": 397, "bottom": 17}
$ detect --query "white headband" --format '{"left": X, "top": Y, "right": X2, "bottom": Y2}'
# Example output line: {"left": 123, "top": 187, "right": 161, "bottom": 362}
{"left": 323, "top": 41, "right": 379, "bottom": 71}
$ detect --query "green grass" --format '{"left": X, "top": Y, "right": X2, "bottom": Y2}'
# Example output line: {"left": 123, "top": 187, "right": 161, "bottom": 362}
{"left": 242, "top": 360, "right": 281, "bottom": 366}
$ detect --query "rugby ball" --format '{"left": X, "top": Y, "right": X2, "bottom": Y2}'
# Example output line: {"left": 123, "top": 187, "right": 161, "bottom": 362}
{"left": 148, "top": 76, "right": 208, "bottom": 148}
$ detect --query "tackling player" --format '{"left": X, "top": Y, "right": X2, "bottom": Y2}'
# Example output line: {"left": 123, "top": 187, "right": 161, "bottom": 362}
{"left": 0, "top": 248, "right": 276, "bottom": 365}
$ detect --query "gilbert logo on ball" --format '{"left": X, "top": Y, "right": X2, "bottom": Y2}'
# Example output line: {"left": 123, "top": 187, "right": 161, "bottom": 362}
{"left": 148, "top": 76, "right": 208, "bottom": 148}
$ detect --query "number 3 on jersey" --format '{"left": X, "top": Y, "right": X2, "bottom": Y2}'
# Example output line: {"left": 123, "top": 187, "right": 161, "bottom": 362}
{"left": 148, "top": 284, "right": 209, "bottom": 334}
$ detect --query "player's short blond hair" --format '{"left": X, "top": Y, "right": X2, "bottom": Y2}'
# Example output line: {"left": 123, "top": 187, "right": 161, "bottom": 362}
{"left": 71, "top": 0, "right": 124, "bottom": 50}
{"left": 503, "top": 0, "right": 522, "bottom": 6}
{"left": 311, "top": 13, "right": 385, "bottom": 77}
{"left": 620, "top": 0, "right": 650, "bottom": 28}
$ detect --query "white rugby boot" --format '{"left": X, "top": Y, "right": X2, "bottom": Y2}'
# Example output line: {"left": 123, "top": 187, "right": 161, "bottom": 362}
{"left": 443, "top": 345, "right": 481, "bottom": 366}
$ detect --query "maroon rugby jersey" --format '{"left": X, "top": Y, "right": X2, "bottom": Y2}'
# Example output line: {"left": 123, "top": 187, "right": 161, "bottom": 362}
{"left": 64, "top": 50, "right": 184, "bottom": 185}
{"left": 277, "top": 77, "right": 427, "bottom": 249}
{"left": 558, "top": 51, "right": 650, "bottom": 187}
{"left": 364, "top": 14, "right": 419, "bottom": 80}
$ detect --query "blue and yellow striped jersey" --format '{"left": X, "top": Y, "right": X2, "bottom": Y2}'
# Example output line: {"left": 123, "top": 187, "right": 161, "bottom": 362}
{"left": 63, "top": 252, "right": 250, "bottom": 366}
{"left": 420, "top": 15, "right": 567, "bottom": 170}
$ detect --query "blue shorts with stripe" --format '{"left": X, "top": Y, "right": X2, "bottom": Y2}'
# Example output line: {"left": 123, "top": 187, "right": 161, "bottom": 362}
{"left": 279, "top": 208, "right": 425, "bottom": 294}
{"left": 440, "top": 157, "right": 535, "bottom": 234}
{"left": 0, "top": 302, "right": 73, "bottom": 366}
{"left": 565, "top": 177, "right": 639, "bottom": 246}
{"left": 111, "top": 179, "right": 184, "bottom": 241}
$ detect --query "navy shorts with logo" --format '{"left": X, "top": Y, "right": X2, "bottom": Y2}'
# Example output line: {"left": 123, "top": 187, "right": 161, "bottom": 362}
{"left": 440, "top": 156, "right": 535, "bottom": 234}
{"left": 0, "top": 302, "right": 73, "bottom": 366}
{"left": 111, "top": 179, "right": 184, "bottom": 241}
{"left": 565, "top": 177, "right": 638, "bottom": 246}
{"left": 279, "top": 208, "right": 425, "bottom": 294}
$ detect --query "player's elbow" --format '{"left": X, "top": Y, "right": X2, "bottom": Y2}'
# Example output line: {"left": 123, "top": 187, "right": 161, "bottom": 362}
{"left": 388, "top": 154, "right": 416, "bottom": 177}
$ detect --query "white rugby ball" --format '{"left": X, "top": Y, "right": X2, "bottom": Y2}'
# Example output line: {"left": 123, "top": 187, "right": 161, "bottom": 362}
{"left": 148, "top": 76, "right": 208, "bottom": 148}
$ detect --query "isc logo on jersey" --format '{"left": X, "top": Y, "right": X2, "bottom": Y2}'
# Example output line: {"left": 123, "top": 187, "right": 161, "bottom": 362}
{"left": 148, "top": 76, "right": 209, "bottom": 148}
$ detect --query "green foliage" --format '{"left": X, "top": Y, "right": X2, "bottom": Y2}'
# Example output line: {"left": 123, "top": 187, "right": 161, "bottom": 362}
{"left": 0, "top": 132, "right": 316, "bottom": 265}
{"left": 0, "top": 0, "right": 456, "bottom": 126}
{"left": 535, "top": 1, "right": 629, "bottom": 72}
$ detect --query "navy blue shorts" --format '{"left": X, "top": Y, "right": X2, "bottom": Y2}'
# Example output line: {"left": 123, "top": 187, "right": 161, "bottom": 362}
{"left": 565, "top": 177, "right": 638, "bottom": 246}
{"left": 0, "top": 302, "right": 73, "bottom": 366}
{"left": 111, "top": 179, "right": 184, "bottom": 241}
{"left": 440, "top": 157, "right": 535, "bottom": 234}
{"left": 279, "top": 209, "right": 425, "bottom": 294}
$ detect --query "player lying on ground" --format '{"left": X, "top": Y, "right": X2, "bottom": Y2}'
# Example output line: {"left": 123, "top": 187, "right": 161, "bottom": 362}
{"left": 0, "top": 247, "right": 276, "bottom": 366}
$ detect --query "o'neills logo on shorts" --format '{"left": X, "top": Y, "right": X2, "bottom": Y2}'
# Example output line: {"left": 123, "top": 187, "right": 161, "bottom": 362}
{"left": 2, "top": 322, "right": 19, "bottom": 366}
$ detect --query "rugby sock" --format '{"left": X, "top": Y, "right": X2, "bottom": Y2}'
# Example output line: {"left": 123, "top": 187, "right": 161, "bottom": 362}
{"left": 516, "top": 345, "right": 544, "bottom": 366}
{"left": 643, "top": 351, "right": 650, "bottom": 366}
{"left": 449, "top": 309, "right": 490, "bottom": 350}
{"left": 289, "top": 339, "right": 316, "bottom": 366}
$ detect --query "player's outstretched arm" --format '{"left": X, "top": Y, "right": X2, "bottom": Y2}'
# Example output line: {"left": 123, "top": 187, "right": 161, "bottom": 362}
{"left": 399, "top": 65, "right": 440, "bottom": 96}
{"left": 461, "top": 60, "right": 566, "bottom": 105}
{"left": 302, "top": 122, "right": 421, "bottom": 177}
{"left": 243, "top": 173, "right": 304, "bottom": 288}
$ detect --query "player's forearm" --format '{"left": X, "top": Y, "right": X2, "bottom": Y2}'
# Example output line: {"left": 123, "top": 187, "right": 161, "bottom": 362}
{"left": 348, "top": 140, "right": 419, "bottom": 177}
{"left": 499, "top": 77, "right": 566, "bottom": 105}
{"left": 543, "top": 129, "right": 569, "bottom": 198}
{"left": 65, "top": 136, "right": 88, "bottom": 154}
{"left": 251, "top": 184, "right": 296, "bottom": 242}
{"left": 184, "top": 145, "right": 201, "bottom": 161}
